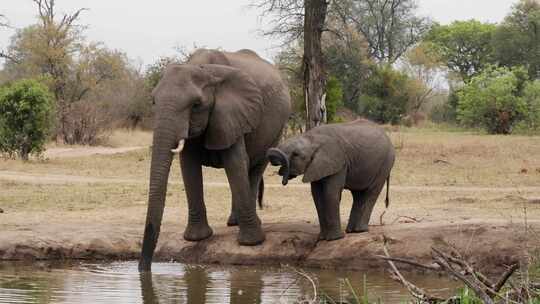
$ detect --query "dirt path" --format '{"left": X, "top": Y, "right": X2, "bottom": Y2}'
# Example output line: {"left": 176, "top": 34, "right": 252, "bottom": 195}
{"left": 2, "top": 170, "right": 540, "bottom": 195}
{"left": 43, "top": 146, "right": 146, "bottom": 159}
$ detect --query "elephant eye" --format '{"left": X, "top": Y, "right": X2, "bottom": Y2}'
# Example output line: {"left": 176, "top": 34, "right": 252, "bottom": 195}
{"left": 192, "top": 99, "right": 202, "bottom": 109}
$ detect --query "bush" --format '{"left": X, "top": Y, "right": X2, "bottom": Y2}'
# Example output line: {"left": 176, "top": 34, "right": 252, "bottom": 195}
{"left": 358, "top": 65, "right": 411, "bottom": 124}
{"left": 325, "top": 76, "right": 344, "bottom": 123}
{"left": 457, "top": 66, "right": 528, "bottom": 134}
{"left": 0, "top": 79, "right": 53, "bottom": 160}
{"left": 522, "top": 80, "right": 540, "bottom": 131}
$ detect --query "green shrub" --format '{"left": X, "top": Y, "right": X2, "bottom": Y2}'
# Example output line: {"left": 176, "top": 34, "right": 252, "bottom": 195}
{"left": 325, "top": 76, "right": 344, "bottom": 123}
{"left": 457, "top": 66, "right": 529, "bottom": 134}
{"left": 522, "top": 80, "right": 540, "bottom": 131}
{"left": 358, "top": 65, "right": 411, "bottom": 125}
{"left": 0, "top": 79, "right": 54, "bottom": 160}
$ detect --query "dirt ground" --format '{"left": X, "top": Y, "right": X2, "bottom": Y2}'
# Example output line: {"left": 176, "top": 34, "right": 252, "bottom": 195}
{"left": 1, "top": 129, "right": 540, "bottom": 272}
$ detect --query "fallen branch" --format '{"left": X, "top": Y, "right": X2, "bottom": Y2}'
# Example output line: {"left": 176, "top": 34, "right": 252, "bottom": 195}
{"left": 493, "top": 264, "right": 519, "bottom": 292}
{"left": 376, "top": 255, "right": 441, "bottom": 271}
{"left": 380, "top": 240, "right": 524, "bottom": 304}
{"left": 382, "top": 235, "right": 445, "bottom": 303}
{"left": 391, "top": 215, "right": 424, "bottom": 224}
{"left": 434, "top": 159, "right": 451, "bottom": 165}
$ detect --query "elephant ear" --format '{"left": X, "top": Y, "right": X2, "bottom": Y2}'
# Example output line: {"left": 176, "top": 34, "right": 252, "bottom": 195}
{"left": 202, "top": 64, "right": 263, "bottom": 150}
{"left": 303, "top": 137, "right": 347, "bottom": 183}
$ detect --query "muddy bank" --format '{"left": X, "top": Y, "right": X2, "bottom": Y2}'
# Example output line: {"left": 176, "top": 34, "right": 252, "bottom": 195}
{"left": 1, "top": 221, "right": 536, "bottom": 272}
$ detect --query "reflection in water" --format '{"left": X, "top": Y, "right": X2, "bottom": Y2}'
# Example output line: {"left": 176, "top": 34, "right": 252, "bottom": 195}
{"left": 0, "top": 261, "right": 460, "bottom": 304}
{"left": 229, "top": 268, "right": 263, "bottom": 304}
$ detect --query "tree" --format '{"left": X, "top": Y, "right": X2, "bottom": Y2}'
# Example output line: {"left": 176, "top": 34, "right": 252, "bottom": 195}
{"left": 303, "top": 0, "right": 329, "bottom": 129}
{"left": 400, "top": 42, "right": 446, "bottom": 114}
{"left": 0, "top": 79, "right": 53, "bottom": 160}
{"left": 425, "top": 20, "right": 497, "bottom": 82}
{"left": 325, "top": 75, "right": 344, "bottom": 122}
{"left": 521, "top": 79, "right": 540, "bottom": 131}
{"left": 457, "top": 66, "right": 529, "bottom": 134}
{"left": 359, "top": 64, "right": 412, "bottom": 124}
{"left": 334, "top": 0, "right": 433, "bottom": 64}
{"left": 3, "top": 1, "right": 132, "bottom": 143}
{"left": 254, "top": 0, "right": 329, "bottom": 130}
{"left": 323, "top": 21, "right": 370, "bottom": 110}
{"left": 0, "top": 14, "right": 15, "bottom": 63}
{"left": 492, "top": 0, "right": 540, "bottom": 79}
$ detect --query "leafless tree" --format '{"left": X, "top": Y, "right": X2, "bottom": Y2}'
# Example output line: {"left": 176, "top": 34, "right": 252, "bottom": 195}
{"left": 0, "top": 14, "right": 18, "bottom": 63}
{"left": 254, "top": 0, "right": 329, "bottom": 130}
{"left": 252, "top": 0, "right": 305, "bottom": 45}
{"left": 334, "top": 0, "right": 432, "bottom": 64}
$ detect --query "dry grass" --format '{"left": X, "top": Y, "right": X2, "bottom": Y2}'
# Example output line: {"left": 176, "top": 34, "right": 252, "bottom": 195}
{"left": 1, "top": 128, "right": 540, "bottom": 231}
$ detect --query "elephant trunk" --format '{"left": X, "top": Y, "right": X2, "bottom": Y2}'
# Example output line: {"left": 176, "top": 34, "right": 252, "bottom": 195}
{"left": 139, "top": 126, "right": 178, "bottom": 272}
{"left": 267, "top": 148, "right": 290, "bottom": 186}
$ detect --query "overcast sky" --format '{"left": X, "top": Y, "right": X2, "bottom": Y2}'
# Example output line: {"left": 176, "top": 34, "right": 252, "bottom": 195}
{"left": 1, "top": 0, "right": 517, "bottom": 66}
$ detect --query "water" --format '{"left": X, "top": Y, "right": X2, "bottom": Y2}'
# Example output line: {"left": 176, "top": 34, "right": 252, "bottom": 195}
{"left": 0, "top": 261, "right": 459, "bottom": 303}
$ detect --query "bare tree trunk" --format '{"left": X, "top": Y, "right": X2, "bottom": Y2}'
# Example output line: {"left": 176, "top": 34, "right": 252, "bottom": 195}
{"left": 303, "top": 0, "right": 328, "bottom": 130}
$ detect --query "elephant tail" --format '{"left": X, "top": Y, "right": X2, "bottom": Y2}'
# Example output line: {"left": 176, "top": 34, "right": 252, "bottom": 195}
{"left": 385, "top": 175, "right": 390, "bottom": 208}
{"left": 258, "top": 177, "right": 264, "bottom": 209}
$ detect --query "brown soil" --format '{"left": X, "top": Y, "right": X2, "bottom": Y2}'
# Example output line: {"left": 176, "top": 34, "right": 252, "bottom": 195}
{"left": 1, "top": 219, "right": 537, "bottom": 274}
{"left": 2, "top": 134, "right": 540, "bottom": 273}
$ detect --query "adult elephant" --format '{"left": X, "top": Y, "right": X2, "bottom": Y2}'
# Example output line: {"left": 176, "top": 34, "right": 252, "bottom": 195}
{"left": 139, "top": 49, "right": 291, "bottom": 271}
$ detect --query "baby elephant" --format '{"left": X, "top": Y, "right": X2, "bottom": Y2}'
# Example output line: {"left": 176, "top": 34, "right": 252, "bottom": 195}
{"left": 267, "top": 119, "right": 395, "bottom": 241}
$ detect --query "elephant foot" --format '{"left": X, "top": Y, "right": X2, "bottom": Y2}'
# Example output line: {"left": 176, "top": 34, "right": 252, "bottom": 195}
{"left": 184, "top": 223, "right": 213, "bottom": 242}
{"left": 346, "top": 223, "right": 369, "bottom": 233}
{"left": 227, "top": 214, "right": 238, "bottom": 226}
{"left": 324, "top": 229, "right": 345, "bottom": 241}
{"left": 237, "top": 225, "right": 265, "bottom": 246}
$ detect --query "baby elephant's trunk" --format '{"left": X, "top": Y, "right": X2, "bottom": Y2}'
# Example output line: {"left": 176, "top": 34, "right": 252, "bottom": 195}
{"left": 266, "top": 148, "right": 290, "bottom": 185}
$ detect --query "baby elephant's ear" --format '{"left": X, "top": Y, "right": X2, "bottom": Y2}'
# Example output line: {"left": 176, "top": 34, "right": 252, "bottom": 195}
{"left": 303, "top": 142, "right": 346, "bottom": 183}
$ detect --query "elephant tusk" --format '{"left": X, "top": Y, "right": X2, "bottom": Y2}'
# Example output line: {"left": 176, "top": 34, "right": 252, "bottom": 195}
{"left": 171, "top": 139, "right": 185, "bottom": 154}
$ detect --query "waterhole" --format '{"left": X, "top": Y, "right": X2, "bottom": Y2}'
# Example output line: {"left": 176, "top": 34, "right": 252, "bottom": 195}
{"left": 0, "top": 261, "right": 459, "bottom": 303}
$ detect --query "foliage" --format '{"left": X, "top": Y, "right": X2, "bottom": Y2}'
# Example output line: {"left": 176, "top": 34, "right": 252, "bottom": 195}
{"left": 1, "top": 1, "right": 135, "bottom": 144}
{"left": 492, "top": 0, "right": 540, "bottom": 79}
{"left": 274, "top": 44, "right": 305, "bottom": 134}
{"left": 401, "top": 43, "right": 446, "bottom": 114}
{"left": 144, "top": 56, "right": 182, "bottom": 90}
{"left": 323, "top": 21, "right": 371, "bottom": 110}
{"left": 425, "top": 20, "right": 497, "bottom": 82}
{"left": 0, "top": 79, "right": 53, "bottom": 160}
{"left": 519, "top": 80, "right": 540, "bottom": 132}
{"left": 334, "top": 0, "right": 433, "bottom": 63}
{"left": 430, "top": 89, "right": 458, "bottom": 123}
{"left": 457, "top": 66, "right": 530, "bottom": 134}
{"left": 358, "top": 64, "right": 412, "bottom": 124}
{"left": 325, "top": 76, "right": 344, "bottom": 123}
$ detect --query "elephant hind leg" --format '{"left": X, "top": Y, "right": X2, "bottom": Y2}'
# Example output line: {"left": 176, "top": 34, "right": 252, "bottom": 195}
{"left": 227, "top": 161, "right": 267, "bottom": 226}
{"left": 346, "top": 181, "right": 385, "bottom": 233}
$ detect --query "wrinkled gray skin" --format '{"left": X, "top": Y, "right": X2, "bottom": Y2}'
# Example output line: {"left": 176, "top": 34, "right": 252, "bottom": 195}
{"left": 139, "top": 49, "right": 291, "bottom": 271}
{"left": 267, "top": 120, "right": 395, "bottom": 241}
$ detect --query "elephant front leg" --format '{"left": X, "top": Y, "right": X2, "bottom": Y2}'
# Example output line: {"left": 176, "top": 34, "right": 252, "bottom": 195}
{"left": 321, "top": 170, "right": 347, "bottom": 241}
{"left": 223, "top": 138, "right": 265, "bottom": 245}
{"left": 180, "top": 144, "right": 213, "bottom": 241}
